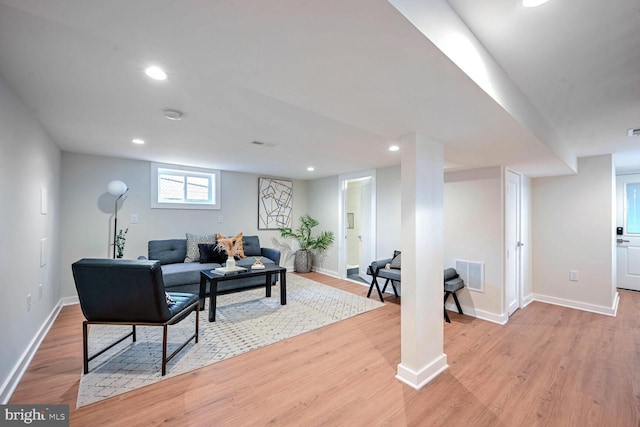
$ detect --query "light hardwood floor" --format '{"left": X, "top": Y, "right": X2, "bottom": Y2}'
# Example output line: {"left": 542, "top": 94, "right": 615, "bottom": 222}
{"left": 10, "top": 273, "right": 640, "bottom": 426}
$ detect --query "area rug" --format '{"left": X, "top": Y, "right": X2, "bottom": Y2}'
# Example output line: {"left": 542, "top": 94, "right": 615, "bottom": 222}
{"left": 76, "top": 274, "right": 383, "bottom": 407}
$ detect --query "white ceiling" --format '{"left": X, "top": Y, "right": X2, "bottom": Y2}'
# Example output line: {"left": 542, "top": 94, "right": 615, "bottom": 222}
{"left": 0, "top": 0, "right": 637, "bottom": 179}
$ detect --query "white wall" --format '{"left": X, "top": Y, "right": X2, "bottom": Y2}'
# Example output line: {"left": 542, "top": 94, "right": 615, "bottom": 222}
{"left": 0, "top": 76, "right": 61, "bottom": 401}
{"left": 60, "top": 152, "right": 308, "bottom": 297}
{"left": 532, "top": 155, "right": 616, "bottom": 312}
{"left": 306, "top": 175, "right": 340, "bottom": 275}
{"left": 376, "top": 166, "right": 402, "bottom": 259}
{"left": 444, "top": 167, "right": 504, "bottom": 318}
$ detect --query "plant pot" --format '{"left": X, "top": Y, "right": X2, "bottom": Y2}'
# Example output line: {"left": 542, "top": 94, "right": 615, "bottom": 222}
{"left": 294, "top": 250, "right": 312, "bottom": 273}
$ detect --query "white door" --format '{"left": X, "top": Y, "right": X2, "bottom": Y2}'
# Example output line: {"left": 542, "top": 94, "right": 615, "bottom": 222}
{"left": 358, "top": 178, "right": 372, "bottom": 282}
{"left": 616, "top": 175, "right": 640, "bottom": 291}
{"left": 505, "top": 170, "right": 522, "bottom": 316}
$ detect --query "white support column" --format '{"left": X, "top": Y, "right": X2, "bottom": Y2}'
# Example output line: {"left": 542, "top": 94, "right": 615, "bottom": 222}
{"left": 396, "top": 132, "right": 448, "bottom": 389}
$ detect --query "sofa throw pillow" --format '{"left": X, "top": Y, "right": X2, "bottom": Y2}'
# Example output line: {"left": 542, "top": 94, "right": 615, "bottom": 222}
{"left": 390, "top": 251, "right": 401, "bottom": 269}
{"left": 198, "top": 243, "right": 227, "bottom": 264}
{"left": 216, "top": 232, "right": 246, "bottom": 259}
{"left": 185, "top": 233, "right": 216, "bottom": 263}
{"left": 242, "top": 235, "right": 262, "bottom": 257}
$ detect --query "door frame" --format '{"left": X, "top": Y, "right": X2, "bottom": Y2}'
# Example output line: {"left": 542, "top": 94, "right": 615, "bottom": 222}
{"left": 338, "top": 170, "right": 376, "bottom": 281}
{"left": 615, "top": 173, "right": 640, "bottom": 291}
{"left": 505, "top": 168, "right": 523, "bottom": 317}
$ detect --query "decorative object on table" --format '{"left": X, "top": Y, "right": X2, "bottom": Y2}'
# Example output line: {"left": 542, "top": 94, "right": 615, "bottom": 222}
{"left": 251, "top": 256, "right": 266, "bottom": 269}
{"left": 107, "top": 180, "right": 129, "bottom": 259}
{"left": 279, "top": 215, "right": 335, "bottom": 273}
{"left": 215, "top": 232, "right": 245, "bottom": 270}
{"left": 258, "top": 177, "right": 293, "bottom": 230}
{"left": 115, "top": 228, "right": 128, "bottom": 259}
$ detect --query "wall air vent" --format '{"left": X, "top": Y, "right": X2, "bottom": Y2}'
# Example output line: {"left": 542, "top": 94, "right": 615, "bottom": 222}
{"left": 628, "top": 128, "right": 640, "bottom": 137}
{"left": 455, "top": 259, "right": 485, "bottom": 292}
{"left": 251, "top": 140, "right": 278, "bottom": 147}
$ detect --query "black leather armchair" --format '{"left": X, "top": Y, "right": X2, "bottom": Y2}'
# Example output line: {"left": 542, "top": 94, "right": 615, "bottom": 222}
{"left": 72, "top": 258, "right": 199, "bottom": 376}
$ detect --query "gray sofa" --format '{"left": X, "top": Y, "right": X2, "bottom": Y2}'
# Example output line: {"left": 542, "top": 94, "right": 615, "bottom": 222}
{"left": 139, "top": 235, "right": 281, "bottom": 295}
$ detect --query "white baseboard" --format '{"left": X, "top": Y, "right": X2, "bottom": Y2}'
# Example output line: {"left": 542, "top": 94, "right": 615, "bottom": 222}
{"left": 311, "top": 266, "right": 339, "bottom": 277}
{"left": 61, "top": 295, "right": 79, "bottom": 306}
{"left": 530, "top": 292, "right": 619, "bottom": 317}
{"left": 445, "top": 302, "right": 508, "bottom": 325}
{"left": 1, "top": 298, "right": 66, "bottom": 404}
{"left": 521, "top": 293, "right": 535, "bottom": 308}
{"left": 396, "top": 354, "right": 448, "bottom": 389}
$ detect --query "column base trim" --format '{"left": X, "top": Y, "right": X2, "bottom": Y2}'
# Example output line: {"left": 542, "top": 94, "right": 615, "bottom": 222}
{"left": 396, "top": 353, "right": 448, "bottom": 390}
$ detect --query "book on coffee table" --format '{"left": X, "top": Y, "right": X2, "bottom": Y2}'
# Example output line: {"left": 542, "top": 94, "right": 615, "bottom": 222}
{"left": 213, "top": 266, "right": 246, "bottom": 274}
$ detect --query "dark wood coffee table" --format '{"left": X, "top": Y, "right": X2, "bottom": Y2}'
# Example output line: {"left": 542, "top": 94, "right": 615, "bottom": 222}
{"left": 199, "top": 264, "right": 287, "bottom": 322}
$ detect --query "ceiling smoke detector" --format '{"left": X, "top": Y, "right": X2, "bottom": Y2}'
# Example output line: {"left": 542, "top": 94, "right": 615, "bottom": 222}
{"left": 628, "top": 128, "right": 640, "bottom": 137}
{"left": 163, "top": 109, "right": 183, "bottom": 120}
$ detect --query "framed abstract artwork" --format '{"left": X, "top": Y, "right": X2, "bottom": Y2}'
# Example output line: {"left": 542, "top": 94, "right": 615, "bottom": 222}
{"left": 258, "top": 177, "right": 293, "bottom": 230}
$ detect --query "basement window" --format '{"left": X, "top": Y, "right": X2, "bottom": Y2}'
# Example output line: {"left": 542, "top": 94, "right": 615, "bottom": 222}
{"left": 151, "top": 162, "right": 221, "bottom": 210}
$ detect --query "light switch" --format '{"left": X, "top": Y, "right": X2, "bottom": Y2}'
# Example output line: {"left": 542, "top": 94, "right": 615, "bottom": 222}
{"left": 131, "top": 214, "right": 138, "bottom": 224}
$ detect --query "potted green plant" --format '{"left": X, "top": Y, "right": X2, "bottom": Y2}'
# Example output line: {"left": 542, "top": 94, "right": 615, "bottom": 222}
{"left": 115, "top": 228, "right": 128, "bottom": 259}
{"left": 279, "top": 215, "right": 335, "bottom": 273}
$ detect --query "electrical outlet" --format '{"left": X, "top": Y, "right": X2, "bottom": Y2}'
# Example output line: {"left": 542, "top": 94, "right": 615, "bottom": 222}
{"left": 27, "top": 294, "right": 32, "bottom": 311}
{"left": 218, "top": 214, "right": 224, "bottom": 223}
{"left": 38, "top": 284, "right": 43, "bottom": 300}
{"left": 570, "top": 270, "right": 579, "bottom": 281}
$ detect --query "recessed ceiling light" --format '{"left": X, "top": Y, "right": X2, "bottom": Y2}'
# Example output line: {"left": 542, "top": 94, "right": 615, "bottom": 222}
{"left": 163, "top": 109, "right": 183, "bottom": 120}
{"left": 132, "top": 138, "right": 145, "bottom": 145}
{"left": 307, "top": 166, "right": 315, "bottom": 172}
{"left": 388, "top": 145, "right": 400, "bottom": 152}
{"left": 145, "top": 66, "right": 168, "bottom": 80}
{"left": 522, "top": 0, "right": 551, "bottom": 7}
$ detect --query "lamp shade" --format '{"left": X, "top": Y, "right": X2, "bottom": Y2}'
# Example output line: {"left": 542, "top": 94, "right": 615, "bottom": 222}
{"left": 107, "top": 180, "right": 128, "bottom": 196}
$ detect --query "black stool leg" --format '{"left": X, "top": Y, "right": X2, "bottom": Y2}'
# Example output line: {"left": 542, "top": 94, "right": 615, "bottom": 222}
{"left": 390, "top": 280, "right": 399, "bottom": 297}
{"left": 444, "top": 292, "right": 451, "bottom": 323}
{"left": 367, "top": 276, "right": 384, "bottom": 302}
{"left": 452, "top": 292, "right": 463, "bottom": 314}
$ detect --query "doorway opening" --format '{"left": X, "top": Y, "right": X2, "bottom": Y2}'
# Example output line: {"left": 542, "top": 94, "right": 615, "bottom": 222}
{"left": 339, "top": 171, "right": 376, "bottom": 284}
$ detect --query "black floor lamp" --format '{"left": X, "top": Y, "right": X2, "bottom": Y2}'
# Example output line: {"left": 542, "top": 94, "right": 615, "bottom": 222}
{"left": 108, "top": 180, "right": 129, "bottom": 259}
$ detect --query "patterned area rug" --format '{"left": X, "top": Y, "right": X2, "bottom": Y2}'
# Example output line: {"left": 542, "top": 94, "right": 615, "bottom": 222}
{"left": 76, "top": 274, "right": 383, "bottom": 407}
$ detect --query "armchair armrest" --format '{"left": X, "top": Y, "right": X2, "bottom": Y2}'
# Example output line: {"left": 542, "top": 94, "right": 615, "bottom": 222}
{"left": 369, "top": 257, "right": 393, "bottom": 274}
{"left": 261, "top": 247, "right": 281, "bottom": 266}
